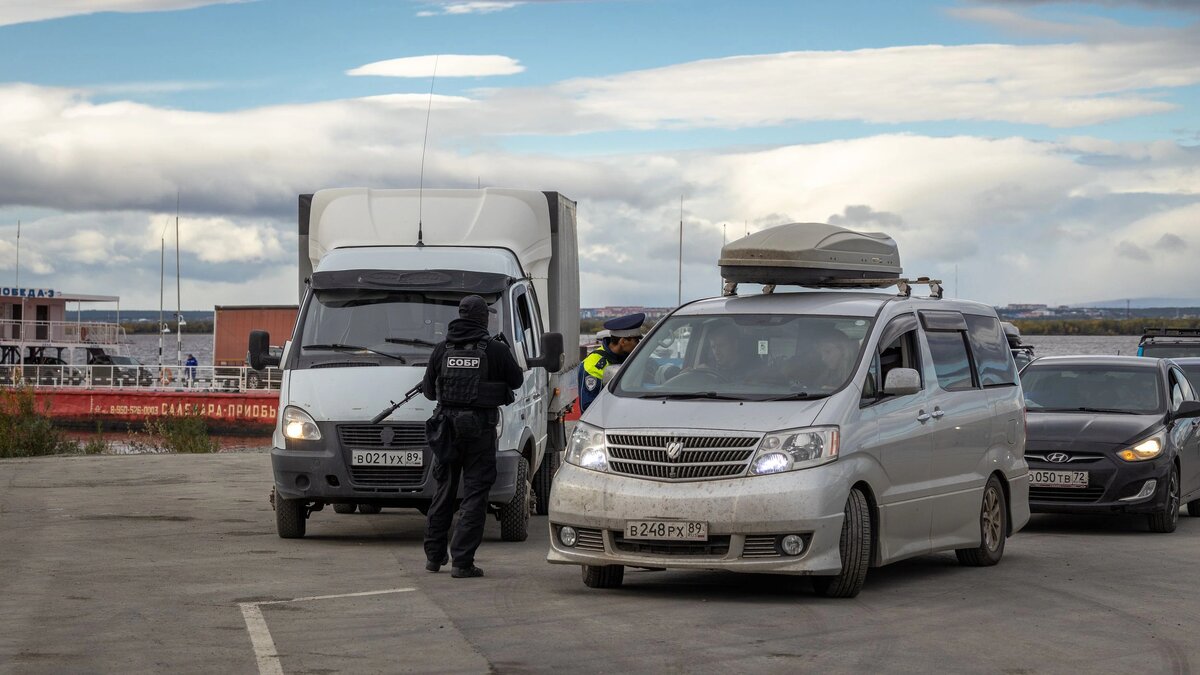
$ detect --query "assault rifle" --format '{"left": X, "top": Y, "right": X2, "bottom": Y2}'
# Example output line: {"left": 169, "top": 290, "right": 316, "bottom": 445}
{"left": 370, "top": 384, "right": 424, "bottom": 424}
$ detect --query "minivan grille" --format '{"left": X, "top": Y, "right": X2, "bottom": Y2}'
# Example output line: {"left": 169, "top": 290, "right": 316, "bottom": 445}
{"left": 613, "top": 533, "right": 731, "bottom": 556}
{"left": 338, "top": 424, "right": 427, "bottom": 448}
{"left": 606, "top": 432, "right": 760, "bottom": 482}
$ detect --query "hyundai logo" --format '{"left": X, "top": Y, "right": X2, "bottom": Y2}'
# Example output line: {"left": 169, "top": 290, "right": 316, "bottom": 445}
{"left": 1047, "top": 452, "right": 1070, "bottom": 463}
{"left": 666, "top": 440, "right": 684, "bottom": 461}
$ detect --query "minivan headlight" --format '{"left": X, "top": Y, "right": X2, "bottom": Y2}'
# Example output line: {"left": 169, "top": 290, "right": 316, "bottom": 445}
{"left": 1117, "top": 432, "right": 1164, "bottom": 462}
{"left": 565, "top": 422, "right": 608, "bottom": 472}
{"left": 749, "top": 426, "right": 839, "bottom": 475}
{"left": 283, "top": 406, "right": 321, "bottom": 441}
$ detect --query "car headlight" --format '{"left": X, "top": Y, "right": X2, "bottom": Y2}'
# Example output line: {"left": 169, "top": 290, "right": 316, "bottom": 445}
{"left": 564, "top": 422, "right": 608, "bottom": 472}
{"left": 1117, "top": 433, "right": 1164, "bottom": 462}
{"left": 749, "top": 426, "right": 839, "bottom": 475}
{"left": 283, "top": 405, "right": 321, "bottom": 441}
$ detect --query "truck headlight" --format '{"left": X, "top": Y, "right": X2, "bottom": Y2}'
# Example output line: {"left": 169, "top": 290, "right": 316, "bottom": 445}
{"left": 565, "top": 422, "right": 608, "bottom": 472}
{"left": 749, "top": 427, "right": 839, "bottom": 475}
{"left": 1118, "top": 433, "right": 1163, "bottom": 462}
{"left": 283, "top": 406, "right": 321, "bottom": 441}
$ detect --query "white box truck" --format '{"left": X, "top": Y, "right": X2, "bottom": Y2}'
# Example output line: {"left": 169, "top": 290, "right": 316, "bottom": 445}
{"left": 251, "top": 188, "right": 580, "bottom": 541}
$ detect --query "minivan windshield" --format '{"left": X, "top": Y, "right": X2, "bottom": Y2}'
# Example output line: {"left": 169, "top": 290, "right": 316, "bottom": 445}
{"left": 1021, "top": 365, "right": 1163, "bottom": 414}
{"left": 295, "top": 289, "right": 501, "bottom": 368}
{"left": 1141, "top": 344, "right": 1200, "bottom": 358}
{"left": 613, "top": 314, "right": 872, "bottom": 401}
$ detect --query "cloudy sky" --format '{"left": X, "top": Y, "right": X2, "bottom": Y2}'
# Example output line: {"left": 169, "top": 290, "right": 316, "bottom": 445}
{"left": 0, "top": 0, "right": 1197, "bottom": 310}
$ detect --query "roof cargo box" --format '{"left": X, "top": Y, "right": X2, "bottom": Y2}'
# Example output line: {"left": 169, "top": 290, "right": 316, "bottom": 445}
{"left": 719, "top": 223, "right": 902, "bottom": 287}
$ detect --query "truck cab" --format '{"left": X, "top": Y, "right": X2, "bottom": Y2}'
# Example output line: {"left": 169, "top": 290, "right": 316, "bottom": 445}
{"left": 253, "top": 188, "right": 579, "bottom": 542}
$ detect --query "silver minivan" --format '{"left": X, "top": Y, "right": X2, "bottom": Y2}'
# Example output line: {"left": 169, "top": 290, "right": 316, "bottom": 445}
{"left": 547, "top": 225, "right": 1029, "bottom": 597}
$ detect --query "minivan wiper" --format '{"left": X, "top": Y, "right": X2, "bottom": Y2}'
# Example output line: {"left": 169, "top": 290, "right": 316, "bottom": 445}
{"left": 639, "top": 392, "right": 747, "bottom": 401}
{"left": 302, "top": 343, "right": 406, "bottom": 363}
{"left": 762, "top": 392, "right": 830, "bottom": 402}
{"left": 385, "top": 337, "right": 438, "bottom": 348}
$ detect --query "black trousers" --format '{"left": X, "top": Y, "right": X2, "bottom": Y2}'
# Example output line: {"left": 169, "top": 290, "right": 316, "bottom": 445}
{"left": 423, "top": 414, "right": 498, "bottom": 569}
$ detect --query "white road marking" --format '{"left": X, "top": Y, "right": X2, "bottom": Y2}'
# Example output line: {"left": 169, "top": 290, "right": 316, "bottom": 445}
{"left": 239, "top": 588, "right": 416, "bottom": 675}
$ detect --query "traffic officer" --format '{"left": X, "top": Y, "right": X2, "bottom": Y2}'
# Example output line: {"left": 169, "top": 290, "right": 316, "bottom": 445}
{"left": 578, "top": 313, "right": 645, "bottom": 412}
{"left": 421, "top": 295, "right": 524, "bottom": 579}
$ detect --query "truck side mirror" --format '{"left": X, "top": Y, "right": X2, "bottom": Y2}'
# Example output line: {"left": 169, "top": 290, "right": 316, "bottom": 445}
{"left": 527, "top": 332, "right": 565, "bottom": 373}
{"left": 248, "top": 330, "right": 280, "bottom": 370}
{"left": 883, "top": 368, "right": 921, "bottom": 396}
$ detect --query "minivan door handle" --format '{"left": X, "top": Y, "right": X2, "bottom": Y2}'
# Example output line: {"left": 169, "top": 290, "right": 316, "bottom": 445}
{"left": 931, "top": 408, "right": 945, "bottom": 419}
{"left": 916, "top": 410, "right": 932, "bottom": 423}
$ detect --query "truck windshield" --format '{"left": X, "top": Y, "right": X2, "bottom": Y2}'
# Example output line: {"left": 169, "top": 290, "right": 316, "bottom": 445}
{"left": 613, "top": 314, "right": 872, "bottom": 401}
{"left": 296, "top": 289, "right": 501, "bottom": 368}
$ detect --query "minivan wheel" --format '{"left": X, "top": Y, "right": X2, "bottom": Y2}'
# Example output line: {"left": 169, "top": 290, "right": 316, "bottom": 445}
{"left": 956, "top": 475, "right": 1007, "bottom": 566}
{"left": 1148, "top": 467, "right": 1180, "bottom": 533}
{"left": 582, "top": 564, "right": 624, "bottom": 589}
{"left": 333, "top": 503, "right": 357, "bottom": 514}
{"left": 812, "top": 488, "right": 871, "bottom": 598}
{"left": 498, "top": 457, "right": 531, "bottom": 542}
{"left": 275, "top": 498, "right": 307, "bottom": 539}
{"left": 357, "top": 504, "right": 382, "bottom": 515}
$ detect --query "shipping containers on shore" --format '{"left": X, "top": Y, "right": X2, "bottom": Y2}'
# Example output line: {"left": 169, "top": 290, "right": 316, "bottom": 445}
{"left": 212, "top": 305, "right": 297, "bottom": 367}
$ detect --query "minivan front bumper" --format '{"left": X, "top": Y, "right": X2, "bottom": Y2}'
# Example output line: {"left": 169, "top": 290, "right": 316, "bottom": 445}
{"left": 547, "top": 462, "right": 848, "bottom": 575}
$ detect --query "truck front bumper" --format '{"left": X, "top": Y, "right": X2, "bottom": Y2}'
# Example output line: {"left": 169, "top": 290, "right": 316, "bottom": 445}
{"left": 546, "top": 463, "right": 847, "bottom": 575}
{"left": 271, "top": 429, "right": 521, "bottom": 508}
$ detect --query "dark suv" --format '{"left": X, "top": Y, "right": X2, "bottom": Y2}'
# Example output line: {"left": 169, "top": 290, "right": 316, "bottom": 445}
{"left": 1021, "top": 355, "right": 1200, "bottom": 532}
{"left": 1139, "top": 328, "right": 1200, "bottom": 358}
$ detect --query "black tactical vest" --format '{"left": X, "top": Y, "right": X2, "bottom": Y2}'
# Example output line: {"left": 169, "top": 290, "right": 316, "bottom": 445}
{"left": 437, "top": 340, "right": 488, "bottom": 407}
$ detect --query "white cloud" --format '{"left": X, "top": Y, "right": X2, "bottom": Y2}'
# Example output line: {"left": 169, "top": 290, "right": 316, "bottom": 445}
{"left": 0, "top": 0, "right": 247, "bottom": 27}
{"left": 347, "top": 55, "right": 524, "bottom": 78}
{"left": 416, "top": 1, "right": 522, "bottom": 16}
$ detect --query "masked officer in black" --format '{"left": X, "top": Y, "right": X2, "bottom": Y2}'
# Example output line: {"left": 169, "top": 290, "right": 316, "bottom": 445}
{"left": 421, "top": 295, "right": 524, "bottom": 578}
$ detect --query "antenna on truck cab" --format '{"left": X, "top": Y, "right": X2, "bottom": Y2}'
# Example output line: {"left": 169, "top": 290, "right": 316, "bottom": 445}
{"left": 417, "top": 55, "right": 440, "bottom": 248}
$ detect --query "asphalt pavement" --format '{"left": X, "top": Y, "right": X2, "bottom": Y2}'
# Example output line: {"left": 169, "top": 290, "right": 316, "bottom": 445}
{"left": 1, "top": 452, "right": 1197, "bottom": 674}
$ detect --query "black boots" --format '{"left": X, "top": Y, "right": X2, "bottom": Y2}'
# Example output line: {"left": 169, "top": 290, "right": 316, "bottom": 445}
{"left": 450, "top": 565, "right": 484, "bottom": 578}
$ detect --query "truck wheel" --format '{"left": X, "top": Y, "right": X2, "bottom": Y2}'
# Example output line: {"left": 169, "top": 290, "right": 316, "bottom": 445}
{"left": 247, "top": 372, "right": 261, "bottom": 389}
{"left": 812, "top": 487, "right": 871, "bottom": 598}
{"left": 499, "top": 457, "right": 531, "bottom": 542}
{"left": 1148, "top": 467, "right": 1180, "bottom": 533}
{"left": 582, "top": 564, "right": 624, "bottom": 589}
{"left": 956, "top": 475, "right": 1007, "bottom": 566}
{"left": 276, "top": 498, "right": 307, "bottom": 539}
{"left": 358, "top": 504, "right": 382, "bottom": 514}
{"left": 333, "top": 503, "right": 357, "bottom": 514}
{"left": 533, "top": 450, "right": 560, "bottom": 516}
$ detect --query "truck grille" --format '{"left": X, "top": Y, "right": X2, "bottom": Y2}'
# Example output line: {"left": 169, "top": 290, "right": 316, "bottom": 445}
{"left": 338, "top": 424, "right": 427, "bottom": 448}
{"left": 339, "top": 423, "right": 427, "bottom": 488}
{"left": 606, "top": 432, "right": 759, "bottom": 482}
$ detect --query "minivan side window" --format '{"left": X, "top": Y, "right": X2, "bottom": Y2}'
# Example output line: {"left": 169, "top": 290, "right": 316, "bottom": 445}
{"left": 862, "top": 315, "right": 922, "bottom": 405}
{"left": 926, "top": 332, "right": 976, "bottom": 392}
{"left": 964, "top": 314, "right": 1019, "bottom": 387}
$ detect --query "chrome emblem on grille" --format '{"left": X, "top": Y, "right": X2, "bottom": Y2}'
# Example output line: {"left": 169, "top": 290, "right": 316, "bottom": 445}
{"left": 666, "top": 440, "right": 684, "bottom": 461}
{"left": 1047, "top": 452, "right": 1069, "bottom": 463}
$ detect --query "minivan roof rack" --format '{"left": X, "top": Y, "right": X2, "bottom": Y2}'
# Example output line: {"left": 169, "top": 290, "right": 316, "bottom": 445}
{"left": 723, "top": 276, "right": 944, "bottom": 299}
{"left": 1141, "top": 327, "right": 1200, "bottom": 339}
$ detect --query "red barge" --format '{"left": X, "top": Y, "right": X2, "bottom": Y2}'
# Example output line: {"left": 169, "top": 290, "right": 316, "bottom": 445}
{"left": 1, "top": 288, "right": 284, "bottom": 434}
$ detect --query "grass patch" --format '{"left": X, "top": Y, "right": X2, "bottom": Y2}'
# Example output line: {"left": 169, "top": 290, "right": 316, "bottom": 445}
{"left": 145, "top": 409, "right": 218, "bottom": 454}
{"left": 0, "top": 387, "right": 80, "bottom": 458}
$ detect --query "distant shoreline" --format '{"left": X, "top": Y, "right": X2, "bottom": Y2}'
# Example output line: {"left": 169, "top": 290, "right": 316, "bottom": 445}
{"left": 1012, "top": 319, "right": 1200, "bottom": 336}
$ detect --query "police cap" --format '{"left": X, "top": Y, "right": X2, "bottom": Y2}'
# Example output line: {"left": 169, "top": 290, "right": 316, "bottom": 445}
{"left": 603, "top": 313, "right": 645, "bottom": 338}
